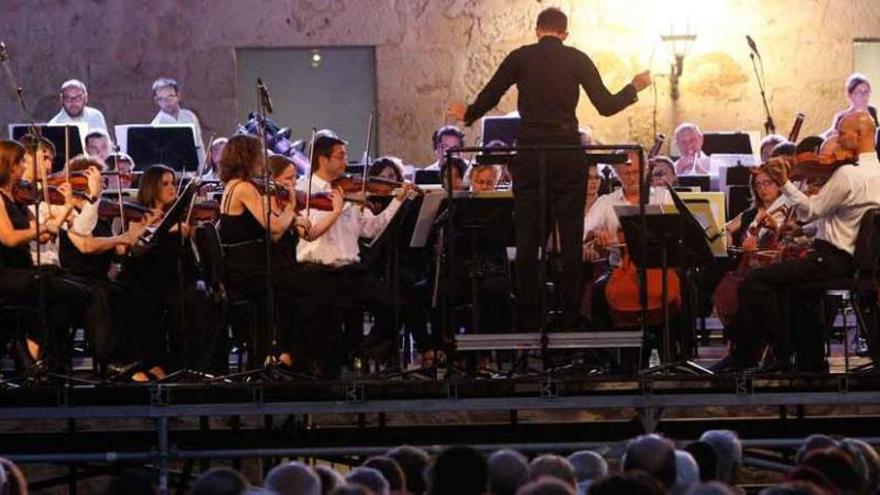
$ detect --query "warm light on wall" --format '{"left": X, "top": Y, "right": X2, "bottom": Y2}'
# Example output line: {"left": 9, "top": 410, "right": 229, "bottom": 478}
{"left": 656, "top": 1, "right": 698, "bottom": 100}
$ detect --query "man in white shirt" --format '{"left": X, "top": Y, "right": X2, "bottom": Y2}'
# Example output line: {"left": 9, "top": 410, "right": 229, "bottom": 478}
{"left": 85, "top": 129, "right": 113, "bottom": 164}
{"left": 719, "top": 111, "right": 880, "bottom": 372}
{"left": 423, "top": 125, "right": 465, "bottom": 171}
{"left": 150, "top": 77, "right": 206, "bottom": 165}
{"left": 296, "top": 134, "right": 415, "bottom": 367}
{"left": 673, "top": 123, "right": 710, "bottom": 176}
{"left": 48, "top": 79, "right": 108, "bottom": 132}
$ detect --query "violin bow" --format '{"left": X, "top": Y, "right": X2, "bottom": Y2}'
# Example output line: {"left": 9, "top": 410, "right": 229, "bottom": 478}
{"left": 360, "top": 112, "right": 375, "bottom": 198}
{"left": 305, "top": 127, "right": 317, "bottom": 217}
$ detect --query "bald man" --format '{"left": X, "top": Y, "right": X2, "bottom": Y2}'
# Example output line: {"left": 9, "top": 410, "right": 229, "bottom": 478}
{"left": 716, "top": 111, "right": 880, "bottom": 373}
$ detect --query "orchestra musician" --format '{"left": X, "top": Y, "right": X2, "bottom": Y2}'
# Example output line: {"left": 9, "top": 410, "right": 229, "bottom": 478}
{"left": 218, "top": 136, "right": 335, "bottom": 374}
{"left": 649, "top": 156, "right": 678, "bottom": 188}
{"left": 423, "top": 126, "right": 465, "bottom": 171}
{"left": 201, "top": 137, "right": 228, "bottom": 182}
{"left": 47, "top": 79, "right": 109, "bottom": 132}
{"left": 673, "top": 123, "right": 710, "bottom": 176}
{"left": 150, "top": 77, "right": 206, "bottom": 164}
{"left": 448, "top": 7, "right": 651, "bottom": 330}
{"left": 85, "top": 129, "right": 113, "bottom": 164}
{"left": 468, "top": 165, "right": 501, "bottom": 193}
{"left": 716, "top": 111, "right": 880, "bottom": 372}
{"left": 0, "top": 140, "right": 93, "bottom": 375}
{"left": 105, "top": 152, "right": 135, "bottom": 190}
{"left": 824, "top": 73, "right": 879, "bottom": 140}
{"left": 296, "top": 134, "right": 415, "bottom": 370}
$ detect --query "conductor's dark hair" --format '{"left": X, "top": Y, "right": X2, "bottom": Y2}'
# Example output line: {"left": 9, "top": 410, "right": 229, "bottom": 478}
{"left": 537, "top": 8, "right": 568, "bottom": 33}
{"left": 432, "top": 125, "right": 465, "bottom": 151}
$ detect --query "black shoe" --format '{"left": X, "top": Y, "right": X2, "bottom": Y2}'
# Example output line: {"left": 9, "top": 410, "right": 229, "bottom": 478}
{"left": 13, "top": 340, "right": 49, "bottom": 379}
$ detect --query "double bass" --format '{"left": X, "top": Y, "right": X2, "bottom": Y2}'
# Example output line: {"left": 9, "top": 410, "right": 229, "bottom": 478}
{"left": 603, "top": 135, "right": 682, "bottom": 327}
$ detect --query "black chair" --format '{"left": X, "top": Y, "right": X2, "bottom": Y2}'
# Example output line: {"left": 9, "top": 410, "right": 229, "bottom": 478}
{"left": 802, "top": 208, "right": 880, "bottom": 372}
{"left": 193, "top": 222, "right": 263, "bottom": 373}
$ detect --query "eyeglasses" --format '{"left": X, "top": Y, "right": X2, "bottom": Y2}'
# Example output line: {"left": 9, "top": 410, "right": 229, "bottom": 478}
{"left": 154, "top": 94, "right": 179, "bottom": 103}
{"left": 852, "top": 88, "right": 872, "bottom": 97}
{"left": 755, "top": 179, "right": 776, "bottom": 189}
{"left": 62, "top": 93, "right": 85, "bottom": 103}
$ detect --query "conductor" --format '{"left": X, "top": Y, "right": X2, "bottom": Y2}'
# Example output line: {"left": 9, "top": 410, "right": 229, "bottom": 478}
{"left": 448, "top": 7, "right": 652, "bottom": 330}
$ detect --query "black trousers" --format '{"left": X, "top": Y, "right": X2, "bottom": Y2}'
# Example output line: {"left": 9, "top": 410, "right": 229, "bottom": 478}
{"left": 0, "top": 267, "right": 93, "bottom": 354}
{"left": 299, "top": 264, "right": 400, "bottom": 371}
{"left": 511, "top": 137, "right": 587, "bottom": 329}
{"left": 729, "top": 240, "right": 854, "bottom": 368}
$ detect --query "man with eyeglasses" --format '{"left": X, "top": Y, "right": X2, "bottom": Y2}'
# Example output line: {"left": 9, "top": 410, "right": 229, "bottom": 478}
{"left": 150, "top": 77, "right": 205, "bottom": 164}
{"left": 48, "top": 79, "right": 108, "bottom": 132}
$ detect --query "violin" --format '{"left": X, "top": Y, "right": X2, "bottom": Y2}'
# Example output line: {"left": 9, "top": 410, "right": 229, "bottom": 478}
{"left": 97, "top": 199, "right": 151, "bottom": 222}
{"left": 249, "top": 178, "right": 358, "bottom": 213}
{"left": 787, "top": 148, "right": 857, "bottom": 181}
{"left": 188, "top": 200, "right": 220, "bottom": 224}
{"left": 12, "top": 180, "right": 90, "bottom": 205}
{"left": 331, "top": 174, "right": 421, "bottom": 196}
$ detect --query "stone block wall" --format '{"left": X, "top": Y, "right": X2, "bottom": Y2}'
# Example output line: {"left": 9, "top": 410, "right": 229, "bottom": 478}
{"left": 1, "top": 0, "right": 878, "bottom": 164}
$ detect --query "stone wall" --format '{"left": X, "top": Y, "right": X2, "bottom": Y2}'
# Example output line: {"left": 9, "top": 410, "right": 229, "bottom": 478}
{"left": 1, "top": 0, "right": 878, "bottom": 164}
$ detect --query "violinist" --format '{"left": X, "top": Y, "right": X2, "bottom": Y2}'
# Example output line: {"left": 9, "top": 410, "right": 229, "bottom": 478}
{"left": 367, "top": 156, "right": 407, "bottom": 213}
{"left": 0, "top": 140, "right": 93, "bottom": 376}
{"left": 105, "top": 152, "right": 135, "bottom": 190}
{"left": 18, "top": 134, "right": 55, "bottom": 182}
{"left": 296, "top": 134, "right": 415, "bottom": 368}
{"left": 201, "top": 137, "right": 228, "bottom": 182}
{"left": 85, "top": 129, "right": 113, "bottom": 164}
{"left": 56, "top": 156, "right": 158, "bottom": 380}
{"left": 717, "top": 111, "right": 880, "bottom": 372}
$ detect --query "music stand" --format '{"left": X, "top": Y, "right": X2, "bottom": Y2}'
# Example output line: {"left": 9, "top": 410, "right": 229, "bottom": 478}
{"left": 123, "top": 125, "right": 200, "bottom": 173}
{"left": 9, "top": 123, "right": 86, "bottom": 172}
{"left": 618, "top": 188, "right": 715, "bottom": 375}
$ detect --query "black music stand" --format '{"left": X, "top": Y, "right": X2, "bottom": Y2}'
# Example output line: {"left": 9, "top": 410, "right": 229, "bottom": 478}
{"left": 619, "top": 192, "right": 714, "bottom": 375}
{"left": 10, "top": 123, "right": 85, "bottom": 172}
{"left": 125, "top": 125, "right": 199, "bottom": 173}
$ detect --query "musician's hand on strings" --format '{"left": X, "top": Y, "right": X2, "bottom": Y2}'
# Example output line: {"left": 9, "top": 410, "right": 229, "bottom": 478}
{"left": 57, "top": 182, "right": 74, "bottom": 206}
{"left": 446, "top": 102, "right": 467, "bottom": 122}
{"left": 764, "top": 157, "right": 790, "bottom": 186}
{"left": 591, "top": 230, "right": 615, "bottom": 250}
{"left": 84, "top": 166, "right": 103, "bottom": 197}
{"left": 742, "top": 235, "right": 759, "bottom": 253}
{"left": 395, "top": 182, "right": 415, "bottom": 201}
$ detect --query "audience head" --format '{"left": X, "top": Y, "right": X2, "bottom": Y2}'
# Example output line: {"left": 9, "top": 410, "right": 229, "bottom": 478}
{"left": 59, "top": 79, "right": 89, "bottom": 117}
{"left": 517, "top": 477, "right": 575, "bottom": 495}
{"left": 698, "top": 430, "right": 742, "bottom": 483}
{"left": 330, "top": 485, "right": 372, "bottom": 495}
{"left": 488, "top": 449, "right": 530, "bottom": 495}
{"left": 622, "top": 434, "right": 678, "bottom": 490}
{"left": 684, "top": 441, "right": 718, "bottom": 482}
{"left": 795, "top": 434, "right": 839, "bottom": 465}
{"left": 529, "top": 454, "right": 578, "bottom": 489}
{"left": 152, "top": 77, "right": 182, "bottom": 115}
{"left": 587, "top": 471, "right": 665, "bottom": 495}
{"left": 840, "top": 438, "right": 880, "bottom": 493}
{"left": 783, "top": 465, "right": 838, "bottom": 494}
{"left": 674, "top": 450, "right": 700, "bottom": 495}
{"left": 387, "top": 445, "right": 431, "bottom": 495}
{"left": 673, "top": 123, "right": 704, "bottom": 159}
{"left": 346, "top": 466, "right": 390, "bottom": 495}
{"left": 189, "top": 467, "right": 249, "bottom": 495}
{"left": 432, "top": 125, "right": 465, "bottom": 163}
{"left": 314, "top": 465, "right": 345, "bottom": 495}
{"left": 85, "top": 128, "right": 113, "bottom": 163}
{"left": 567, "top": 451, "right": 608, "bottom": 488}
{"left": 265, "top": 462, "right": 321, "bottom": 495}
{"left": 363, "top": 456, "right": 406, "bottom": 495}
{"left": 801, "top": 447, "right": 863, "bottom": 494}
{"left": 428, "top": 446, "right": 488, "bottom": 495}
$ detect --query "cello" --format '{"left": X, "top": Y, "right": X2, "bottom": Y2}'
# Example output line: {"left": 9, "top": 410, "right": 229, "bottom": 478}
{"left": 603, "top": 136, "right": 682, "bottom": 327}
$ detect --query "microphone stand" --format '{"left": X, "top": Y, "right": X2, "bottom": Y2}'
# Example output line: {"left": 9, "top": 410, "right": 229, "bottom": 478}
{"left": 748, "top": 49, "right": 776, "bottom": 135}
{"left": 0, "top": 42, "right": 49, "bottom": 378}
{"left": 257, "top": 79, "right": 281, "bottom": 375}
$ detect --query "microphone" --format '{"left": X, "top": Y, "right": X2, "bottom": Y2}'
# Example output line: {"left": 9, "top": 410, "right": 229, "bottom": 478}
{"left": 256, "top": 78, "right": 274, "bottom": 114}
{"left": 746, "top": 35, "right": 760, "bottom": 58}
